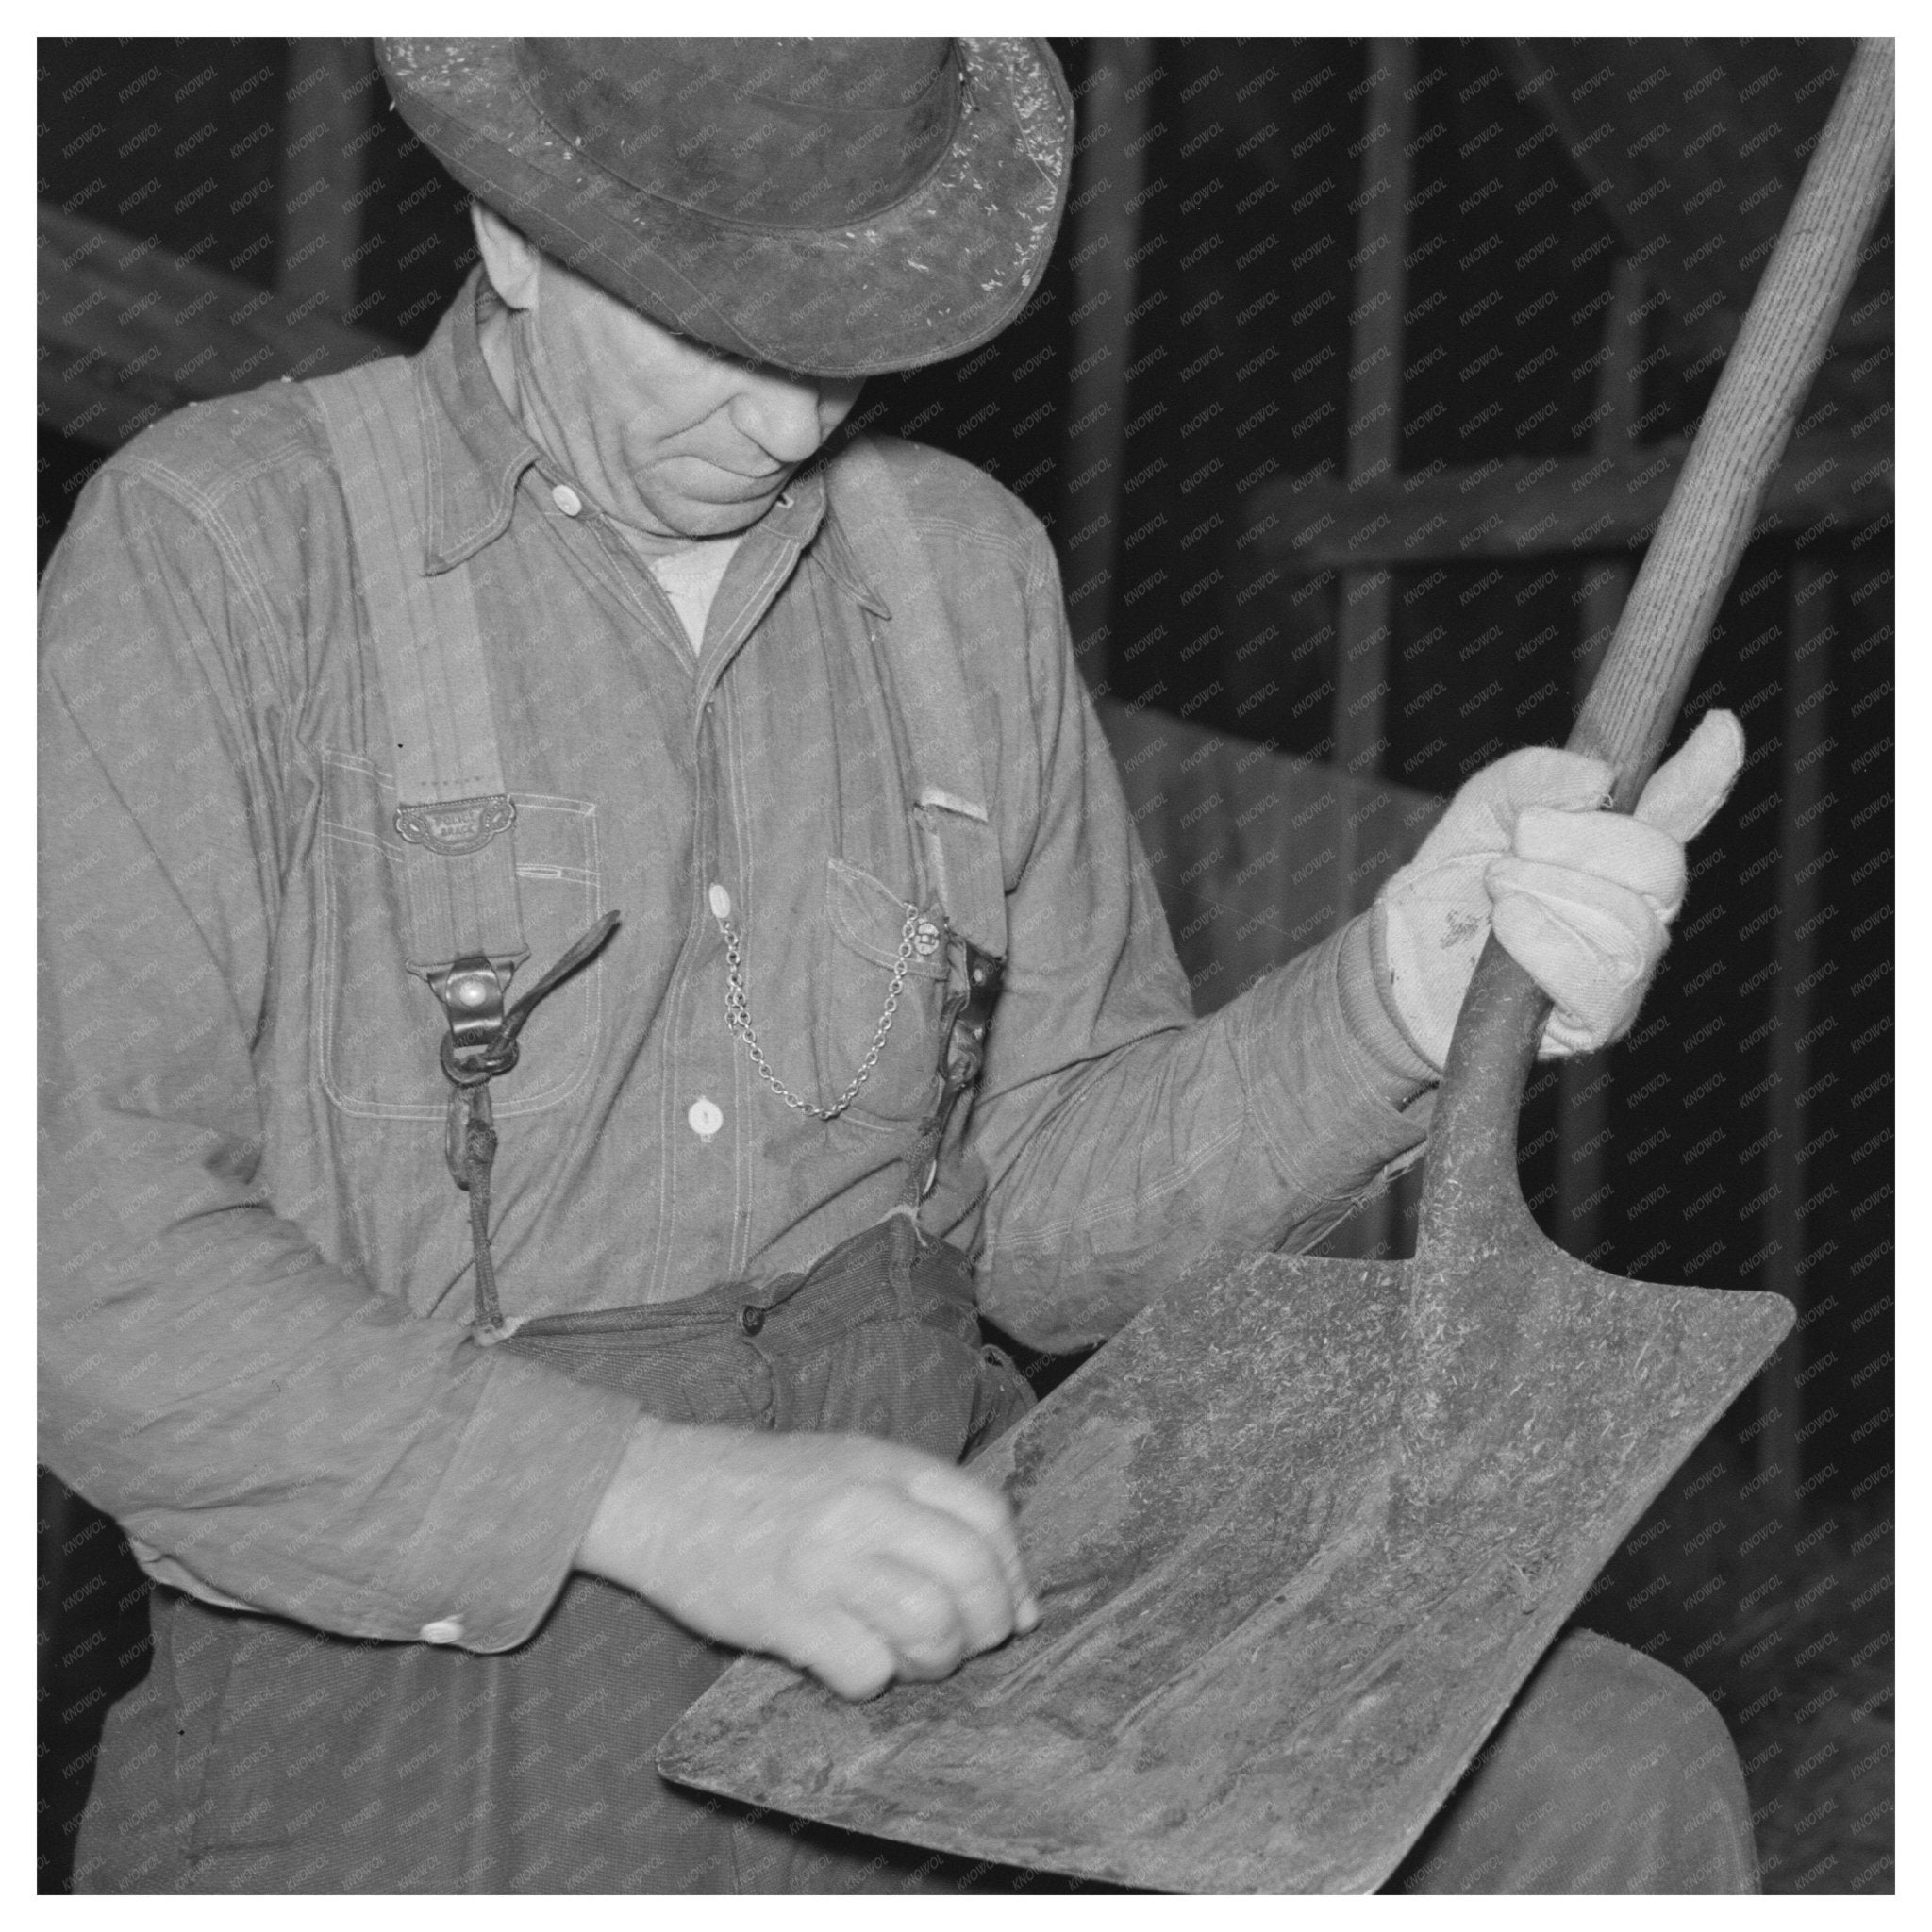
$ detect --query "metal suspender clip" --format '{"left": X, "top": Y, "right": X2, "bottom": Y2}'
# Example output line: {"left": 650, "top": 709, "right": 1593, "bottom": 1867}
{"left": 430, "top": 955, "right": 524, "bottom": 1085}
{"left": 918, "top": 939, "right": 1004, "bottom": 1203}
{"left": 395, "top": 794, "right": 517, "bottom": 857}
{"left": 426, "top": 911, "right": 624, "bottom": 1337}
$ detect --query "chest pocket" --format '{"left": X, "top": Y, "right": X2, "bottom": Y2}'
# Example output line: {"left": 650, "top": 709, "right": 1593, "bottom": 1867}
{"left": 315, "top": 747, "right": 604, "bottom": 1120}
{"left": 819, "top": 858, "right": 950, "bottom": 1132}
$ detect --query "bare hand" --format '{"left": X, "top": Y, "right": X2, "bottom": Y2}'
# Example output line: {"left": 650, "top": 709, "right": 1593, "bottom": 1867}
{"left": 576, "top": 1418, "right": 1040, "bottom": 1700}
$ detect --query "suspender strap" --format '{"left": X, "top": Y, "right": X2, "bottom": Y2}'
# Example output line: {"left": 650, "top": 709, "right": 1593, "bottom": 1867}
{"left": 830, "top": 440, "right": 1009, "bottom": 966}
{"left": 312, "top": 357, "right": 617, "bottom": 1334}
{"left": 310, "top": 358, "right": 529, "bottom": 991}
{"left": 829, "top": 440, "right": 1011, "bottom": 1204}
{"left": 314, "top": 356, "right": 536, "bottom": 1330}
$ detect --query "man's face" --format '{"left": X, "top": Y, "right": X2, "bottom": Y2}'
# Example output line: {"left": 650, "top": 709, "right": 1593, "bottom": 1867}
{"left": 486, "top": 229, "right": 866, "bottom": 545}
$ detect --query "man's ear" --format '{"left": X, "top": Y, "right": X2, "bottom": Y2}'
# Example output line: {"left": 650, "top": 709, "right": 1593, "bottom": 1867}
{"left": 471, "top": 202, "right": 541, "bottom": 312}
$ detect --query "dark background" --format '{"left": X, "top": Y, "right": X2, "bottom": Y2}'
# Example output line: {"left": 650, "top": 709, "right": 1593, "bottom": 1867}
{"left": 40, "top": 37, "right": 1891, "bottom": 1893}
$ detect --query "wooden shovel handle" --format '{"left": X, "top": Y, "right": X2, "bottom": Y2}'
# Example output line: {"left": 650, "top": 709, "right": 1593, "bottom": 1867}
{"left": 1571, "top": 37, "right": 1895, "bottom": 806}
{"left": 1419, "top": 40, "right": 1895, "bottom": 1253}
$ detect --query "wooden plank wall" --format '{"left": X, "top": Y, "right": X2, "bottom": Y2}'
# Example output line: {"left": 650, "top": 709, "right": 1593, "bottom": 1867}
{"left": 38, "top": 40, "right": 396, "bottom": 451}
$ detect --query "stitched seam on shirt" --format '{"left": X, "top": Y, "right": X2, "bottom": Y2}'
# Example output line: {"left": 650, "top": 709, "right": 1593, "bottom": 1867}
{"left": 722, "top": 674, "right": 757, "bottom": 1280}
{"left": 904, "top": 515, "right": 1032, "bottom": 569}
{"left": 1021, "top": 521, "right": 1058, "bottom": 600}
{"left": 428, "top": 441, "right": 526, "bottom": 569}
{"left": 111, "top": 455, "right": 296, "bottom": 693}
{"left": 725, "top": 546, "right": 796, "bottom": 653}
{"left": 117, "top": 420, "right": 313, "bottom": 502}
{"left": 811, "top": 522, "right": 888, "bottom": 615}
{"left": 689, "top": 539, "right": 799, "bottom": 692}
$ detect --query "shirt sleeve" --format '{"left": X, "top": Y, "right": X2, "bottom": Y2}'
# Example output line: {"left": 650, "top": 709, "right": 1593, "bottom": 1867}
{"left": 961, "top": 521, "right": 1436, "bottom": 1352}
{"left": 38, "top": 455, "right": 641, "bottom": 1652}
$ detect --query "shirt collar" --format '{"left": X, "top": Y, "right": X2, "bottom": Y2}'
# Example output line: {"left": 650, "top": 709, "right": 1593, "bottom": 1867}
{"left": 412, "top": 270, "right": 876, "bottom": 608}
{"left": 414, "top": 269, "right": 544, "bottom": 575}
{"left": 812, "top": 473, "right": 892, "bottom": 619}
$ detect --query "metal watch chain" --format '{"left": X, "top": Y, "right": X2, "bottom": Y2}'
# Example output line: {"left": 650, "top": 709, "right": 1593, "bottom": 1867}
{"left": 716, "top": 903, "right": 921, "bottom": 1120}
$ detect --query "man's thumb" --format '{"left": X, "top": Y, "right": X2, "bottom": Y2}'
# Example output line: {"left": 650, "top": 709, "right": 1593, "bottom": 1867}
{"left": 1633, "top": 710, "right": 1745, "bottom": 841}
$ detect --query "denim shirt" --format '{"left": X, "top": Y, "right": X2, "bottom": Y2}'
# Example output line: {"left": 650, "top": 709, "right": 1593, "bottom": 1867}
{"left": 39, "top": 272, "right": 1431, "bottom": 1651}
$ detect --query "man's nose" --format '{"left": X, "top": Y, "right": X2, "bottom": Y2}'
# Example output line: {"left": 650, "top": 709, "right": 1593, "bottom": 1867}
{"left": 729, "top": 370, "right": 838, "bottom": 464}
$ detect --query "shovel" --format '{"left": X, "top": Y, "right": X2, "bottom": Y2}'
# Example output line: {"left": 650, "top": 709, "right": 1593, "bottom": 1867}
{"left": 658, "top": 41, "right": 1894, "bottom": 1893}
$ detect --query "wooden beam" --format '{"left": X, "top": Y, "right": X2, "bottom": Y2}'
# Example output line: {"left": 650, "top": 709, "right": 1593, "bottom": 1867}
{"left": 1334, "top": 40, "right": 1415, "bottom": 1264}
{"left": 278, "top": 39, "right": 380, "bottom": 325}
{"left": 1500, "top": 40, "right": 1876, "bottom": 383}
{"left": 1334, "top": 40, "right": 1413, "bottom": 786}
{"left": 1245, "top": 428, "right": 1891, "bottom": 570}
{"left": 1757, "top": 554, "right": 1834, "bottom": 1513}
{"left": 38, "top": 202, "right": 399, "bottom": 449}
{"left": 1063, "top": 39, "right": 1155, "bottom": 676}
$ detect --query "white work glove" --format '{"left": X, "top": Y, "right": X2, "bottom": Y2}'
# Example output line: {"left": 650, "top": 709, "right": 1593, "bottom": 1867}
{"left": 1376, "top": 710, "right": 1745, "bottom": 1068}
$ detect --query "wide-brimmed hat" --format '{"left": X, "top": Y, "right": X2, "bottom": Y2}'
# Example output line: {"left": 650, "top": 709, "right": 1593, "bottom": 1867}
{"left": 376, "top": 38, "right": 1073, "bottom": 377}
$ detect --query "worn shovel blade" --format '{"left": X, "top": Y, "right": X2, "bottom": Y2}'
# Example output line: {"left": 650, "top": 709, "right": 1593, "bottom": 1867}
{"left": 658, "top": 1244, "right": 1791, "bottom": 1892}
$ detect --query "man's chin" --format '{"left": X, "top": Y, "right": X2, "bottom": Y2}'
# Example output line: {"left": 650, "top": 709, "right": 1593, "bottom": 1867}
{"left": 668, "top": 492, "right": 785, "bottom": 538}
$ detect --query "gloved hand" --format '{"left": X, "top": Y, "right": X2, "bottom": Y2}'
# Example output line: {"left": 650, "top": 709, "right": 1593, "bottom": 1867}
{"left": 1376, "top": 709, "right": 1745, "bottom": 1069}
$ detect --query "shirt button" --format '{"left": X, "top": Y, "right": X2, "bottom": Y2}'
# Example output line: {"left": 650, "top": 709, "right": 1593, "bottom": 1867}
{"left": 688, "top": 1096, "right": 724, "bottom": 1142}
{"left": 551, "top": 483, "right": 583, "bottom": 517}
{"left": 708, "top": 883, "right": 732, "bottom": 921}
{"left": 420, "top": 1617, "right": 465, "bottom": 1645}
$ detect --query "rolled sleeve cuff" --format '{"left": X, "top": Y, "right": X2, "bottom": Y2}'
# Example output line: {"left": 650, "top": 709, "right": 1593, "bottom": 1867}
{"left": 377, "top": 1348, "right": 643, "bottom": 1654}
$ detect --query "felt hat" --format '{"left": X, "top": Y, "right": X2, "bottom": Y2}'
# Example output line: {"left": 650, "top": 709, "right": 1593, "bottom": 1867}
{"left": 376, "top": 38, "right": 1074, "bottom": 377}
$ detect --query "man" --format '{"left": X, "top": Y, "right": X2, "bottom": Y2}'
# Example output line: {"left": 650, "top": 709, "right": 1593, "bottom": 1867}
{"left": 43, "top": 40, "right": 1753, "bottom": 1893}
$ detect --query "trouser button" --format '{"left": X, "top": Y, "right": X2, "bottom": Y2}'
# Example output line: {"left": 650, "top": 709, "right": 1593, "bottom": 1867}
{"left": 739, "top": 1304, "right": 765, "bottom": 1336}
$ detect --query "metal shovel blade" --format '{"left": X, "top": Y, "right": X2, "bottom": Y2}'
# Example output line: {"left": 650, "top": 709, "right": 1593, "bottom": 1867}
{"left": 657, "top": 1140, "right": 1789, "bottom": 1893}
